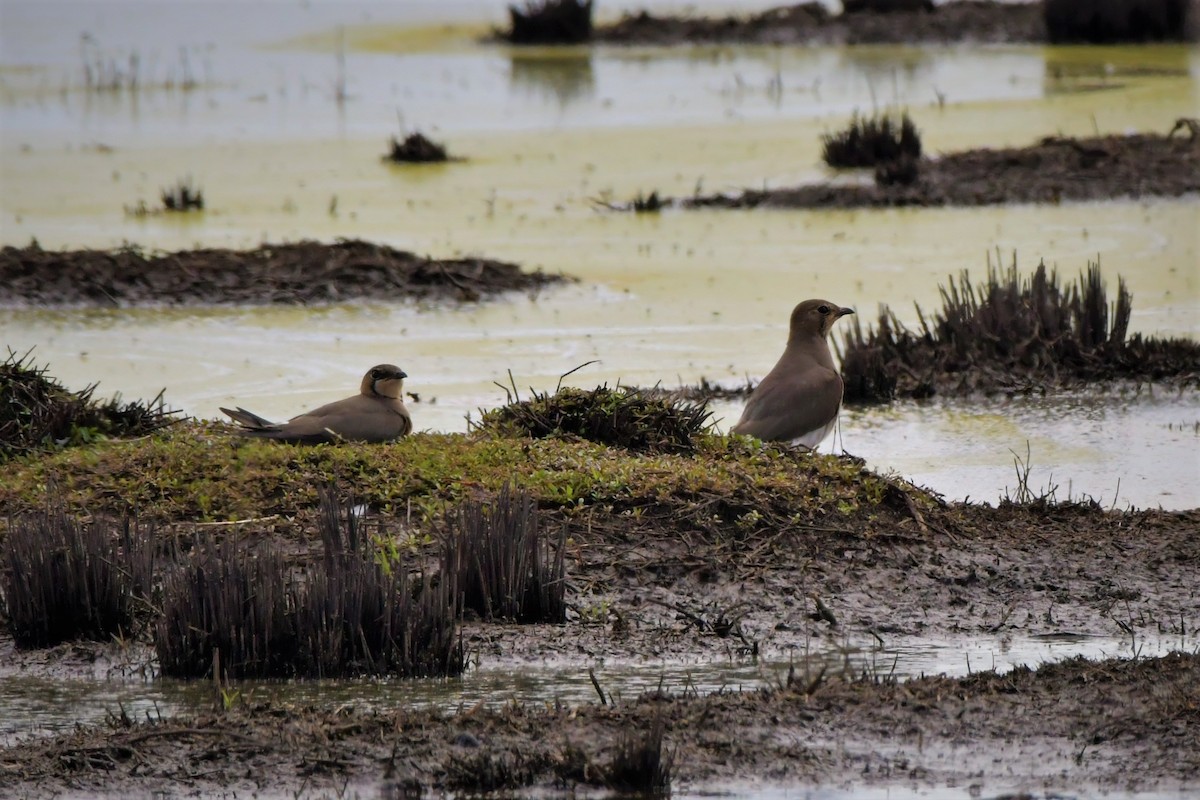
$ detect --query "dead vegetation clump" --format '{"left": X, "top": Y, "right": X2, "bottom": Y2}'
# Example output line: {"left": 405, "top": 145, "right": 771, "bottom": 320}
{"left": 1044, "top": 0, "right": 1192, "bottom": 43}
{"left": 384, "top": 132, "right": 453, "bottom": 163}
{"left": 502, "top": 0, "right": 594, "bottom": 44}
{"left": 160, "top": 178, "right": 204, "bottom": 211}
{"left": 821, "top": 111, "right": 922, "bottom": 168}
{"left": 0, "top": 239, "right": 570, "bottom": 307}
{"left": 443, "top": 485, "right": 566, "bottom": 623}
{"left": 2, "top": 504, "right": 155, "bottom": 648}
{"left": 603, "top": 715, "right": 673, "bottom": 793}
{"left": 156, "top": 487, "right": 463, "bottom": 680}
{"left": 0, "top": 349, "right": 177, "bottom": 461}
{"left": 475, "top": 384, "right": 714, "bottom": 454}
{"left": 838, "top": 257, "right": 1200, "bottom": 402}
{"left": 843, "top": 0, "right": 933, "bottom": 12}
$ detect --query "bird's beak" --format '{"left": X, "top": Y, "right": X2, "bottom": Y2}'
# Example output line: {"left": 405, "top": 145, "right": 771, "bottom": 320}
{"left": 837, "top": 307, "right": 855, "bottom": 317}
{"left": 397, "top": 370, "right": 408, "bottom": 380}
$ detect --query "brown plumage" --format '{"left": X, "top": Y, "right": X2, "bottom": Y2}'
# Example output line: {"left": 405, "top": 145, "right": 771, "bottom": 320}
{"left": 221, "top": 364, "right": 412, "bottom": 444}
{"left": 732, "top": 299, "right": 855, "bottom": 448}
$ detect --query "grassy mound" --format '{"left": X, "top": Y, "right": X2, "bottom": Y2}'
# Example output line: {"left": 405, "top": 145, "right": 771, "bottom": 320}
{"left": 838, "top": 258, "right": 1200, "bottom": 402}
{"left": 0, "top": 422, "right": 917, "bottom": 543}
{"left": 0, "top": 350, "right": 177, "bottom": 461}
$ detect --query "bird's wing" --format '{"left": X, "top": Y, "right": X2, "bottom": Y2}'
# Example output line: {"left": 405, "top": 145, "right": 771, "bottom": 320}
{"left": 283, "top": 395, "right": 411, "bottom": 443}
{"left": 733, "top": 368, "right": 842, "bottom": 444}
{"left": 220, "top": 406, "right": 280, "bottom": 432}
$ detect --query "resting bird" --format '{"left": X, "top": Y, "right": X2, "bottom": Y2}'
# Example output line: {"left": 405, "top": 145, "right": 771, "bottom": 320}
{"left": 732, "top": 299, "right": 855, "bottom": 449}
{"left": 221, "top": 364, "right": 412, "bottom": 444}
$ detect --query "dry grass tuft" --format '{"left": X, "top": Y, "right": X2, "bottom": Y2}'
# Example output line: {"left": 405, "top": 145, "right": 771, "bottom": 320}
{"left": 156, "top": 486, "right": 462, "bottom": 679}
{"left": 822, "top": 110, "right": 921, "bottom": 168}
{"left": 839, "top": 257, "right": 1200, "bottom": 401}
{"left": 443, "top": 485, "right": 566, "bottom": 623}
{"left": 0, "top": 349, "right": 178, "bottom": 461}
{"left": 604, "top": 714, "right": 673, "bottom": 793}
{"left": 2, "top": 502, "right": 155, "bottom": 647}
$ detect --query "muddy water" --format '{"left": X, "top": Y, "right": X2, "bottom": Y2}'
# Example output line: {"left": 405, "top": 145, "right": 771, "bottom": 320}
{"left": 2, "top": 626, "right": 1193, "bottom": 741}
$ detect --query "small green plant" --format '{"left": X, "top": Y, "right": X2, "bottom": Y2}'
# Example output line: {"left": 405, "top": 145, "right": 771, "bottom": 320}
{"left": 219, "top": 687, "right": 242, "bottom": 711}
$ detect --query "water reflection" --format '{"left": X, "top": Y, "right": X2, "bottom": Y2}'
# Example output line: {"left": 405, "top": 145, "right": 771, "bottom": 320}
{"left": 509, "top": 50, "right": 595, "bottom": 106}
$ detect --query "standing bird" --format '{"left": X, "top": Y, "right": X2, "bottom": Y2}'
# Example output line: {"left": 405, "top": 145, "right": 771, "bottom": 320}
{"left": 732, "top": 299, "right": 855, "bottom": 449}
{"left": 221, "top": 364, "right": 412, "bottom": 444}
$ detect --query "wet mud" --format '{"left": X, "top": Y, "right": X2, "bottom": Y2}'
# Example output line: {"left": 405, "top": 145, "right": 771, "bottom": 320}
{"left": 675, "top": 128, "right": 1200, "bottom": 210}
{"left": 0, "top": 239, "right": 571, "bottom": 308}
{"left": 1, "top": 480, "right": 1197, "bottom": 796}
{"left": 1, "top": 651, "right": 1197, "bottom": 797}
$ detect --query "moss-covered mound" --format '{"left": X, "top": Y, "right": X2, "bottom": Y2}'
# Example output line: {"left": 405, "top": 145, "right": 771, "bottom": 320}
{"left": 838, "top": 260, "right": 1200, "bottom": 401}
{"left": 475, "top": 385, "right": 714, "bottom": 455}
{"left": 0, "top": 420, "right": 924, "bottom": 544}
{"left": 0, "top": 350, "right": 178, "bottom": 461}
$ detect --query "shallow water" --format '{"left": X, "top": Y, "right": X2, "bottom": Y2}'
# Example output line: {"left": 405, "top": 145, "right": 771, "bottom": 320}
{"left": 2, "top": 626, "right": 1192, "bottom": 742}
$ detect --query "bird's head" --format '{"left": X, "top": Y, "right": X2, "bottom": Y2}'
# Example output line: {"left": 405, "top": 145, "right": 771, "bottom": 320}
{"left": 363, "top": 364, "right": 407, "bottom": 398}
{"left": 789, "top": 299, "right": 854, "bottom": 341}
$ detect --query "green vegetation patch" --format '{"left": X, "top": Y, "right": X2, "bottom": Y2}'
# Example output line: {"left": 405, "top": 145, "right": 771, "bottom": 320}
{"left": 0, "top": 421, "right": 914, "bottom": 543}
{"left": 0, "top": 349, "right": 178, "bottom": 461}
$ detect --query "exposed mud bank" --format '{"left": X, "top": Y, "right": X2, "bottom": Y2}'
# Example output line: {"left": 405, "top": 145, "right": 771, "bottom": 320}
{"left": 594, "top": 1, "right": 1048, "bottom": 46}
{"left": 670, "top": 129, "right": 1200, "bottom": 210}
{"left": 0, "top": 239, "right": 572, "bottom": 308}
{"left": 588, "top": 0, "right": 1199, "bottom": 45}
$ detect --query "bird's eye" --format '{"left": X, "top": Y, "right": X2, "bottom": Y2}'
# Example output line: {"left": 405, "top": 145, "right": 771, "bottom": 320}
{"left": 371, "top": 370, "right": 382, "bottom": 379}
{"left": 818, "top": 305, "right": 830, "bottom": 314}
